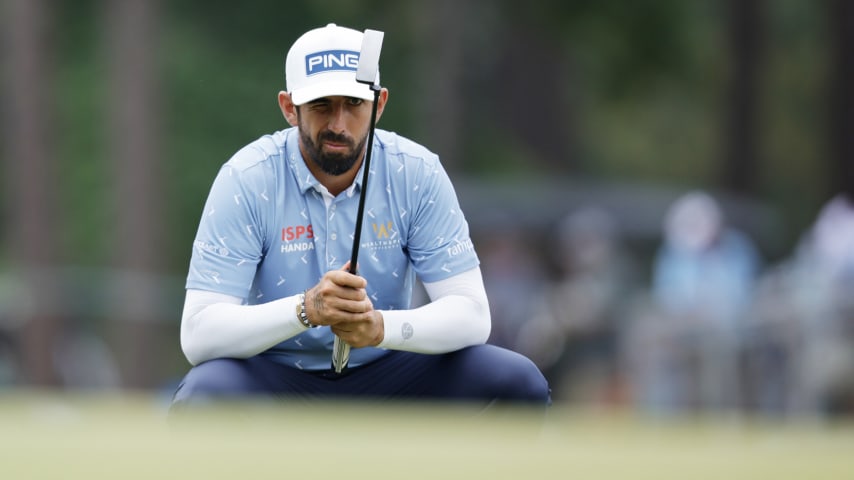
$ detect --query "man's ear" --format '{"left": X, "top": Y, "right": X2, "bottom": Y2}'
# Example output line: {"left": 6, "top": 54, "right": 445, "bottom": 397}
{"left": 374, "top": 88, "right": 389, "bottom": 123}
{"left": 278, "top": 91, "right": 299, "bottom": 126}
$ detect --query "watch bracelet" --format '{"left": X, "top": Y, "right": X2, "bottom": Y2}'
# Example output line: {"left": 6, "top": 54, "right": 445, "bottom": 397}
{"left": 297, "top": 292, "right": 317, "bottom": 328}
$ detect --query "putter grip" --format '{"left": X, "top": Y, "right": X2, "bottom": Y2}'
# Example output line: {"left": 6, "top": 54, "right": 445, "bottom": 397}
{"left": 332, "top": 237, "right": 358, "bottom": 373}
{"left": 332, "top": 335, "right": 350, "bottom": 373}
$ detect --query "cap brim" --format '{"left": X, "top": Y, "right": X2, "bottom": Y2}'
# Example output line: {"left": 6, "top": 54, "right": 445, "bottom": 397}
{"left": 291, "top": 81, "right": 374, "bottom": 106}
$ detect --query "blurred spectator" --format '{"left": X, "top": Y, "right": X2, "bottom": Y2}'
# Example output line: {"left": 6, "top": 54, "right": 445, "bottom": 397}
{"left": 624, "top": 191, "right": 761, "bottom": 414}
{"left": 514, "top": 206, "right": 638, "bottom": 404}
{"left": 53, "top": 328, "right": 122, "bottom": 390}
{"left": 480, "top": 223, "right": 548, "bottom": 352}
{"left": 740, "top": 263, "right": 801, "bottom": 416}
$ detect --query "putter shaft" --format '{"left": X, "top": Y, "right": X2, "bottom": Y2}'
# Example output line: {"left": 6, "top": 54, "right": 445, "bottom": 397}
{"left": 332, "top": 86, "right": 382, "bottom": 374}
{"left": 331, "top": 29, "right": 384, "bottom": 374}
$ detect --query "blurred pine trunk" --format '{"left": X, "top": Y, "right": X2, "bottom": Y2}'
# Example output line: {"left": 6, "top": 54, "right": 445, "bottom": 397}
{"left": 2, "top": 0, "right": 65, "bottom": 387}
{"left": 104, "top": 0, "right": 166, "bottom": 389}
{"left": 722, "top": 0, "right": 764, "bottom": 195}
{"left": 828, "top": 0, "right": 854, "bottom": 199}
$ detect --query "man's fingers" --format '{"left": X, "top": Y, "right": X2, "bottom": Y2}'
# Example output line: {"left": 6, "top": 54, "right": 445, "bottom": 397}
{"left": 317, "top": 282, "right": 367, "bottom": 303}
{"left": 326, "top": 269, "right": 367, "bottom": 290}
{"left": 326, "top": 296, "right": 373, "bottom": 315}
{"left": 306, "top": 267, "right": 371, "bottom": 326}
{"left": 331, "top": 319, "right": 373, "bottom": 348}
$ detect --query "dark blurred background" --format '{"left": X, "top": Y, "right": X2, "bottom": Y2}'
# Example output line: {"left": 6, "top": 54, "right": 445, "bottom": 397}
{"left": 2, "top": 0, "right": 853, "bottom": 418}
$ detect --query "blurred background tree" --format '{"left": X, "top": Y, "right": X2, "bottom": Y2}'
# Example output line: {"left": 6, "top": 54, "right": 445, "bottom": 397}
{"left": 1, "top": 0, "right": 851, "bottom": 392}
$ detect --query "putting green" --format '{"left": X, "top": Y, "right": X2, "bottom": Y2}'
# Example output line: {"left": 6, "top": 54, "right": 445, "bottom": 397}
{"left": 1, "top": 392, "right": 852, "bottom": 479}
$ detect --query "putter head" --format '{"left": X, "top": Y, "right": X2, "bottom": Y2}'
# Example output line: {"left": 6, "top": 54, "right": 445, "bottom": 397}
{"left": 356, "top": 29, "right": 384, "bottom": 89}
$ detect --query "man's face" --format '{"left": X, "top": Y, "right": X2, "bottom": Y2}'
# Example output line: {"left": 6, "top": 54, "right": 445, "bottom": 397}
{"left": 296, "top": 96, "right": 372, "bottom": 176}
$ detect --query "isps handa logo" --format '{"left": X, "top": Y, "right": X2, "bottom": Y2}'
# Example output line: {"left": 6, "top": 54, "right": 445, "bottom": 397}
{"left": 282, "top": 224, "right": 313, "bottom": 241}
{"left": 280, "top": 224, "right": 315, "bottom": 253}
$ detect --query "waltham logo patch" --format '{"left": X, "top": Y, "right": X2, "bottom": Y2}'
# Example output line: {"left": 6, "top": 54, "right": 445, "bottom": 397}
{"left": 305, "top": 50, "right": 359, "bottom": 76}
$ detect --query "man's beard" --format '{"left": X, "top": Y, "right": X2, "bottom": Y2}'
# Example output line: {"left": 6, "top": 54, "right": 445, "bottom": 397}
{"left": 299, "top": 125, "right": 367, "bottom": 176}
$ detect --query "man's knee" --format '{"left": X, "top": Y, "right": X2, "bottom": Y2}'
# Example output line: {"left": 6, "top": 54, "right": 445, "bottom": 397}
{"left": 460, "top": 345, "right": 551, "bottom": 404}
{"left": 171, "top": 358, "right": 263, "bottom": 406}
{"left": 500, "top": 351, "right": 551, "bottom": 404}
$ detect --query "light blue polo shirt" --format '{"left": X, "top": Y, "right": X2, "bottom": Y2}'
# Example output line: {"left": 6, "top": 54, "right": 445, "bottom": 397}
{"left": 186, "top": 127, "right": 479, "bottom": 370}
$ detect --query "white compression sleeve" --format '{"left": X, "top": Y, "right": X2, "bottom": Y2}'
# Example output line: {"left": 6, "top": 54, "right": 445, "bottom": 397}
{"left": 378, "top": 266, "right": 491, "bottom": 353}
{"left": 180, "top": 266, "right": 492, "bottom": 365}
{"left": 180, "top": 290, "right": 306, "bottom": 366}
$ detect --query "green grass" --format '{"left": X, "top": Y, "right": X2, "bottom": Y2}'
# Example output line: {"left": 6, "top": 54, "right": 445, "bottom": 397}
{"left": 1, "top": 392, "right": 852, "bottom": 479}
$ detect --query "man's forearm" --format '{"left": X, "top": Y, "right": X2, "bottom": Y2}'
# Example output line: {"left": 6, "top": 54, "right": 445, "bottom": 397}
{"left": 180, "top": 290, "right": 305, "bottom": 365}
{"left": 378, "top": 267, "right": 491, "bottom": 353}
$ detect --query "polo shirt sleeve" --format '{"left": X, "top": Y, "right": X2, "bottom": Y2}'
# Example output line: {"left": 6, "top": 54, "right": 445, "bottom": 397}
{"left": 406, "top": 156, "right": 480, "bottom": 284}
{"left": 185, "top": 156, "right": 270, "bottom": 299}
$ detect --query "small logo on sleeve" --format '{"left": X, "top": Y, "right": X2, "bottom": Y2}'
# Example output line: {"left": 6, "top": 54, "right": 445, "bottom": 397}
{"left": 401, "top": 322, "right": 414, "bottom": 340}
{"left": 447, "top": 238, "right": 475, "bottom": 257}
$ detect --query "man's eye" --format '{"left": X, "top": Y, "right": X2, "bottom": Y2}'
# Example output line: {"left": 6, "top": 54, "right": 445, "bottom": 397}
{"left": 347, "top": 98, "right": 364, "bottom": 106}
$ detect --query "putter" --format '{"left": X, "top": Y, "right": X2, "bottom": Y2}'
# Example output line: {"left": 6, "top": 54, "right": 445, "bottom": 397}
{"left": 332, "top": 29, "right": 384, "bottom": 373}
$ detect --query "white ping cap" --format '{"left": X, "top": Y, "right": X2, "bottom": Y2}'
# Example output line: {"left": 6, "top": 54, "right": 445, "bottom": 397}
{"left": 285, "top": 24, "right": 379, "bottom": 106}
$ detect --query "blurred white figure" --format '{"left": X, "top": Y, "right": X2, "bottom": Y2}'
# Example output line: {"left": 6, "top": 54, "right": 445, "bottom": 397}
{"left": 787, "top": 193, "right": 854, "bottom": 415}
{"left": 630, "top": 191, "right": 760, "bottom": 414}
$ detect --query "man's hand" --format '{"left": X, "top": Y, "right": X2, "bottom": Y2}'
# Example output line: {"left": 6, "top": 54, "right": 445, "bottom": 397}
{"left": 304, "top": 262, "right": 384, "bottom": 348}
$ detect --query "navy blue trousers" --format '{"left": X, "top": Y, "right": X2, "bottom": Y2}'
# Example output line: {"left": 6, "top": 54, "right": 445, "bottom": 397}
{"left": 171, "top": 345, "right": 550, "bottom": 410}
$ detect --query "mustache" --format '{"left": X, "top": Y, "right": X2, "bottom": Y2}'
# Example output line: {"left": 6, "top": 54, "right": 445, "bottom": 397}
{"left": 318, "top": 131, "right": 355, "bottom": 146}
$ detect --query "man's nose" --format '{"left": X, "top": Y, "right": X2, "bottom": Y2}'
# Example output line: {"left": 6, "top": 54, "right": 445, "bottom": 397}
{"left": 327, "top": 105, "right": 346, "bottom": 133}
